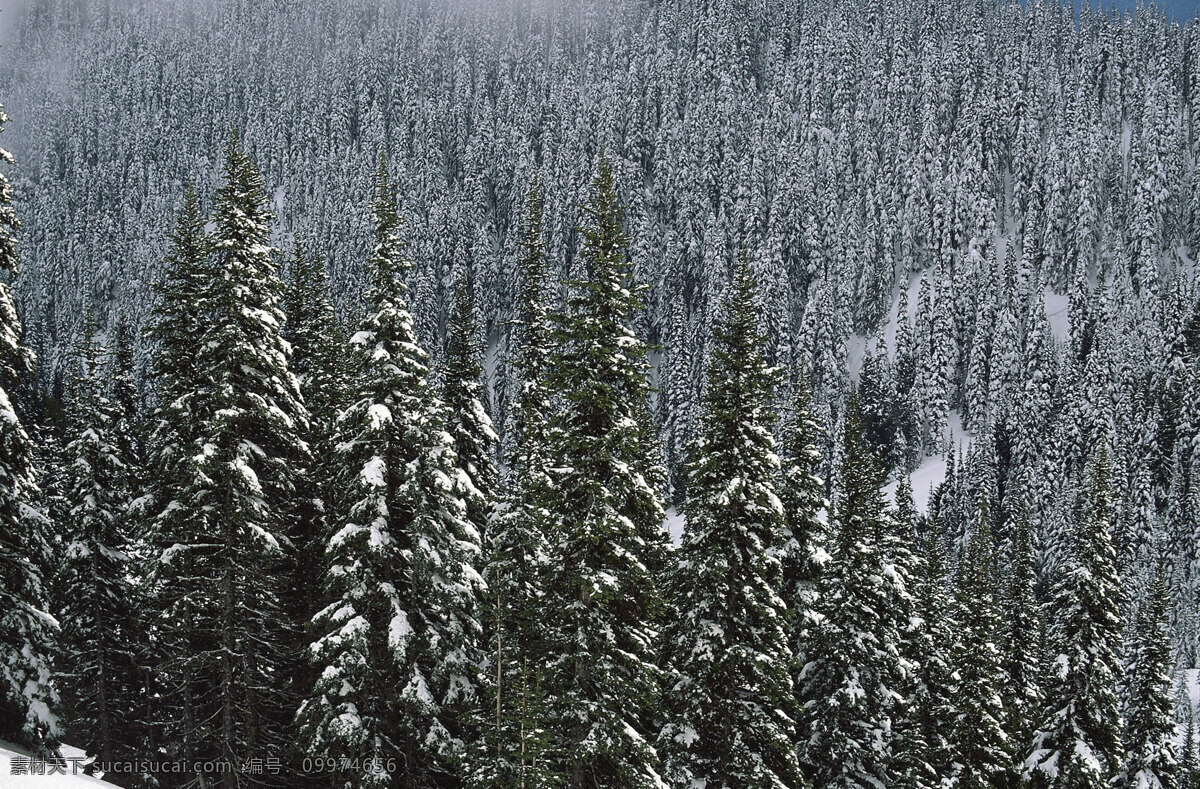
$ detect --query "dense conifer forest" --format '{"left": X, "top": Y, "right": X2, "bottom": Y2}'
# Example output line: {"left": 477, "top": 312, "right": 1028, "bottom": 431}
{"left": 0, "top": 0, "right": 1199, "bottom": 786}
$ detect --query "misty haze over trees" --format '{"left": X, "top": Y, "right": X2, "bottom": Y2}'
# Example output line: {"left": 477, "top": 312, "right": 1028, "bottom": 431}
{"left": 0, "top": 0, "right": 1198, "bottom": 786}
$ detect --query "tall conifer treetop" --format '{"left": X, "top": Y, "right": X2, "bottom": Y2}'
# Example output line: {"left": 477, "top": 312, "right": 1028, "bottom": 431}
{"left": 0, "top": 99, "right": 58, "bottom": 756}
{"left": 299, "top": 153, "right": 484, "bottom": 787}
{"left": 1026, "top": 447, "right": 1125, "bottom": 788}
{"left": 799, "top": 391, "right": 909, "bottom": 787}
{"left": 659, "top": 252, "right": 803, "bottom": 787}
{"left": 542, "top": 155, "right": 667, "bottom": 787}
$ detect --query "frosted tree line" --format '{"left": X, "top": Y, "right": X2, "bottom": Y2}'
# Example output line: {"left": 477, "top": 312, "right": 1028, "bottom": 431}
{"left": 0, "top": 0, "right": 1197, "bottom": 787}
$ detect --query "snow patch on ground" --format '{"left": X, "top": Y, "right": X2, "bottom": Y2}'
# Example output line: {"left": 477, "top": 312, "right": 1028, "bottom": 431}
{"left": 882, "top": 410, "right": 972, "bottom": 514}
{"left": 1178, "top": 243, "right": 1196, "bottom": 277}
{"left": 945, "top": 410, "right": 971, "bottom": 452}
{"left": 0, "top": 742, "right": 118, "bottom": 786}
{"left": 884, "top": 454, "right": 947, "bottom": 514}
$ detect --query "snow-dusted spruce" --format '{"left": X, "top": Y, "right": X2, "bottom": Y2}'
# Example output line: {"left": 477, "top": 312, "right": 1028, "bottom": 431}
{"left": 6, "top": 6, "right": 1200, "bottom": 652}
{"left": 146, "top": 133, "right": 311, "bottom": 781}
{"left": 777, "top": 378, "right": 827, "bottom": 693}
{"left": 109, "top": 315, "right": 143, "bottom": 489}
{"left": 284, "top": 239, "right": 345, "bottom": 438}
{"left": 878, "top": 456, "right": 921, "bottom": 787}
{"left": 297, "top": 156, "right": 484, "bottom": 788}
{"left": 283, "top": 239, "right": 346, "bottom": 534}
{"left": 1027, "top": 448, "right": 1125, "bottom": 788}
{"left": 540, "top": 157, "right": 667, "bottom": 787}
{"left": 470, "top": 176, "right": 555, "bottom": 787}
{"left": 658, "top": 253, "right": 803, "bottom": 787}
{"left": 999, "top": 505, "right": 1044, "bottom": 766}
{"left": 1177, "top": 687, "right": 1198, "bottom": 788}
{"left": 0, "top": 100, "right": 58, "bottom": 756}
{"left": 281, "top": 238, "right": 345, "bottom": 731}
{"left": 948, "top": 499, "right": 1011, "bottom": 786}
{"left": 106, "top": 311, "right": 158, "bottom": 766}
{"left": 799, "top": 393, "right": 909, "bottom": 788}
{"left": 897, "top": 522, "right": 957, "bottom": 788}
{"left": 143, "top": 182, "right": 212, "bottom": 764}
{"left": 56, "top": 321, "right": 140, "bottom": 766}
{"left": 1116, "top": 562, "right": 1177, "bottom": 789}
{"left": 442, "top": 274, "right": 497, "bottom": 542}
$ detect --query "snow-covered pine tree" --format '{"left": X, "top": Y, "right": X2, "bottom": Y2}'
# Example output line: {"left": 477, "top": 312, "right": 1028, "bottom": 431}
{"left": 658, "top": 253, "right": 803, "bottom": 787}
{"left": 280, "top": 237, "right": 343, "bottom": 516}
{"left": 56, "top": 320, "right": 140, "bottom": 767}
{"left": 999, "top": 504, "right": 1045, "bottom": 771}
{"left": 297, "top": 155, "right": 484, "bottom": 787}
{"left": 109, "top": 314, "right": 143, "bottom": 485}
{"left": 858, "top": 345, "right": 902, "bottom": 475}
{"left": 897, "top": 525, "right": 957, "bottom": 789}
{"left": 0, "top": 100, "right": 58, "bottom": 756}
{"left": 949, "top": 497, "right": 1011, "bottom": 786}
{"left": 1117, "top": 562, "right": 1177, "bottom": 789}
{"left": 778, "top": 378, "right": 827, "bottom": 699}
{"left": 147, "top": 133, "right": 310, "bottom": 782}
{"left": 541, "top": 157, "right": 667, "bottom": 787}
{"left": 442, "top": 273, "right": 497, "bottom": 542}
{"left": 1027, "top": 447, "right": 1125, "bottom": 788}
{"left": 284, "top": 239, "right": 344, "bottom": 434}
{"left": 1179, "top": 689, "right": 1199, "bottom": 789}
{"left": 280, "top": 237, "right": 344, "bottom": 768}
{"left": 143, "top": 182, "right": 212, "bottom": 764}
{"left": 470, "top": 176, "right": 555, "bottom": 787}
{"left": 799, "top": 392, "right": 908, "bottom": 787}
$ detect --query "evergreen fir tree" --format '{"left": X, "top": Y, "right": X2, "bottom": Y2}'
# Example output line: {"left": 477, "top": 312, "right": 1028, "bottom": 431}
{"left": 283, "top": 238, "right": 345, "bottom": 444}
{"left": 1027, "top": 448, "right": 1125, "bottom": 788}
{"left": 658, "top": 253, "right": 803, "bottom": 787}
{"left": 108, "top": 314, "right": 143, "bottom": 483}
{"left": 0, "top": 100, "right": 58, "bottom": 756}
{"left": 778, "top": 377, "right": 828, "bottom": 695}
{"left": 1117, "top": 562, "right": 1177, "bottom": 789}
{"left": 442, "top": 273, "right": 497, "bottom": 542}
{"left": 1000, "top": 505, "right": 1045, "bottom": 774}
{"left": 143, "top": 182, "right": 212, "bottom": 765}
{"left": 297, "top": 155, "right": 484, "bottom": 787}
{"left": 1178, "top": 690, "right": 1199, "bottom": 789}
{"left": 799, "top": 393, "right": 908, "bottom": 787}
{"left": 949, "top": 497, "right": 1011, "bottom": 786}
{"left": 281, "top": 237, "right": 344, "bottom": 773}
{"left": 471, "top": 176, "right": 555, "bottom": 787}
{"left": 896, "top": 528, "right": 956, "bottom": 789}
{"left": 541, "top": 157, "right": 667, "bottom": 787}
{"left": 56, "top": 320, "right": 140, "bottom": 768}
{"left": 146, "top": 133, "right": 309, "bottom": 783}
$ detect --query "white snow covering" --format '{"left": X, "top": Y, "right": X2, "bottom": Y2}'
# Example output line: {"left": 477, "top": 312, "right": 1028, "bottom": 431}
{"left": 388, "top": 611, "right": 413, "bottom": 649}
{"left": 883, "top": 455, "right": 949, "bottom": 513}
{"left": 664, "top": 507, "right": 687, "bottom": 547}
{"left": 360, "top": 456, "right": 387, "bottom": 487}
{"left": 883, "top": 411, "right": 972, "bottom": 513}
{"left": 846, "top": 332, "right": 868, "bottom": 381}
{"left": 367, "top": 403, "right": 392, "bottom": 429}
